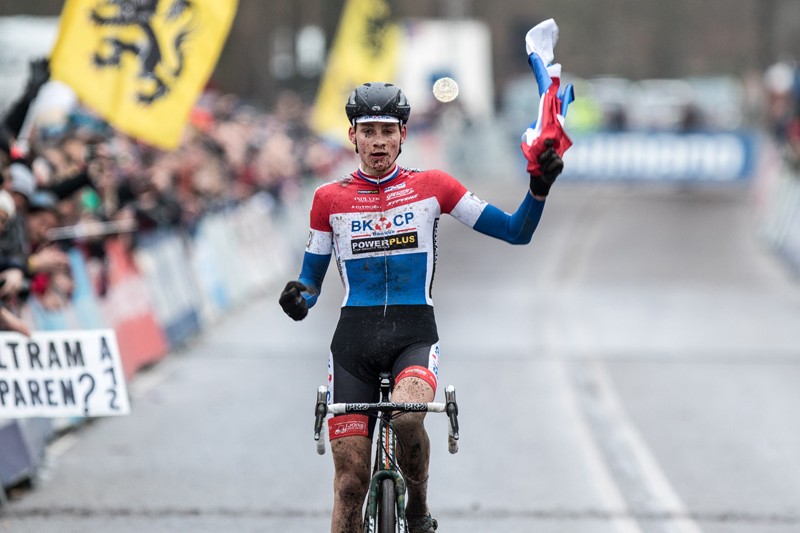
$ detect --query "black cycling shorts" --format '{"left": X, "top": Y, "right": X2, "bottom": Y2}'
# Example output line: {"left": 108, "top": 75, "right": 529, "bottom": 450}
{"left": 327, "top": 304, "right": 440, "bottom": 440}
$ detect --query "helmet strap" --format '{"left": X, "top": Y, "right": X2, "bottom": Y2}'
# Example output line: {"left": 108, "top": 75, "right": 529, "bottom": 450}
{"left": 350, "top": 121, "right": 359, "bottom": 153}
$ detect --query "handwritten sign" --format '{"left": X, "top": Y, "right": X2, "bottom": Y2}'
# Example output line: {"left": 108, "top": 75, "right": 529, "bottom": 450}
{"left": 0, "top": 329, "right": 130, "bottom": 418}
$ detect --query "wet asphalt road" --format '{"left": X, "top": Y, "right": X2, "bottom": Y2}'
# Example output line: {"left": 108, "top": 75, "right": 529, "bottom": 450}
{"left": 2, "top": 175, "right": 800, "bottom": 533}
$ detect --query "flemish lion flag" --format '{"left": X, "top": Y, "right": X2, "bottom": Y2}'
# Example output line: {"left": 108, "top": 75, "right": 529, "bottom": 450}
{"left": 50, "top": 0, "right": 237, "bottom": 149}
{"left": 311, "top": 0, "right": 401, "bottom": 145}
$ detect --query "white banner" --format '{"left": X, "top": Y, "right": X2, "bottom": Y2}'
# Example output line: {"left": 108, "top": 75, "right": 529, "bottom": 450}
{"left": 0, "top": 329, "right": 130, "bottom": 418}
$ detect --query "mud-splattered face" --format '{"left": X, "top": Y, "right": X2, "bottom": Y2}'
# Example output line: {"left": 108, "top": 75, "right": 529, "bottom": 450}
{"left": 349, "top": 122, "right": 406, "bottom": 176}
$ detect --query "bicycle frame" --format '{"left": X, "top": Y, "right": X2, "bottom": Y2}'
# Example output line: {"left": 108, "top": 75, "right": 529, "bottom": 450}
{"left": 363, "top": 374, "right": 408, "bottom": 532}
{"left": 314, "top": 374, "right": 459, "bottom": 533}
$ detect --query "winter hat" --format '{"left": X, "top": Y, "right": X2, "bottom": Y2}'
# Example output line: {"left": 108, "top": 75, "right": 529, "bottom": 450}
{"left": 9, "top": 162, "right": 36, "bottom": 200}
{"left": 27, "top": 190, "right": 60, "bottom": 214}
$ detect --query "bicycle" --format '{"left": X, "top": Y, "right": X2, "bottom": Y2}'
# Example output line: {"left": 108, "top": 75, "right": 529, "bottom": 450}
{"left": 314, "top": 372, "right": 460, "bottom": 533}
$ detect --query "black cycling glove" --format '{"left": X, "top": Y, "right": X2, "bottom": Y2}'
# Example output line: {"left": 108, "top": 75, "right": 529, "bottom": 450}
{"left": 279, "top": 281, "right": 308, "bottom": 321}
{"left": 529, "top": 139, "right": 564, "bottom": 197}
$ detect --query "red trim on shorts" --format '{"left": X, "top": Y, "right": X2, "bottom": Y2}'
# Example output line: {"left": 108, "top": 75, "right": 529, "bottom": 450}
{"left": 395, "top": 365, "right": 438, "bottom": 393}
{"left": 328, "top": 414, "right": 369, "bottom": 441}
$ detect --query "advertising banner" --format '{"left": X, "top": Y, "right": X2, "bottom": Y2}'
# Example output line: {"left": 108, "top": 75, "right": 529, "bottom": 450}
{"left": 562, "top": 131, "right": 758, "bottom": 181}
{"left": 101, "top": 238, "right": 168, "bottom": 378}
{"left": 135, "top": 232, "right": 201, "bottom": 348}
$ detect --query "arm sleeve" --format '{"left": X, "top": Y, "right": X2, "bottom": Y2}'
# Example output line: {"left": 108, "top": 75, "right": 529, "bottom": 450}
{"left": 298, "top": 250, "right": 330, "bottom": 308}
{"left": 451, "top": 189, "right": 545, "bottom": 245}
{"left": 297, "top": 186, "right": 333, "bottom": 308}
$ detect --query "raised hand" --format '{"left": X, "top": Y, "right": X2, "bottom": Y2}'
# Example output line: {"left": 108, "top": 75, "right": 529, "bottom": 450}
{"left": 520, "top": 19, "right": 574, "bottom": 182}
{"left": 529, "top": 139, "right": 564, "bottom": 197}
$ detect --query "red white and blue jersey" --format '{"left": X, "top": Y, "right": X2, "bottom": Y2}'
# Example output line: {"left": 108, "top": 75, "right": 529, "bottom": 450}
{"left": 299, "top": 164, "right": 545, "bottom": 309}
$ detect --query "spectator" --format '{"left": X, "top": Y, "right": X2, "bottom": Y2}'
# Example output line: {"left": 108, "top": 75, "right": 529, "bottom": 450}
{"left": 7, "top": 161, "right": 36, "bottom": 209}
{"left": 0, "top": 188, "right": 27, "bottom": 304}
{"left": 0, "top": 189, "right": 15, "bottom": 227}
{"left": 0, "top": 162, "right": 36, "bottom": 266}
{"left": 0, "top": 305, "right": 30, "bottom": 336}
{"left": 763, "top": 61, "right": 797, "bottom": 142}
{"left": 25, "top": 191, "right": 71, "bottom": 310}
{"left": 0, "top": 188, "right": 30, "bottom": 336}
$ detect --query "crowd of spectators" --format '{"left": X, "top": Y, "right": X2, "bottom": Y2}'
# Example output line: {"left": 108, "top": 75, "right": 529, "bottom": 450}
{"left": 764, "top": 60, "right": 800, "bottom": 170}
{"left": 0, "top": 59, "right": 350, "bottom": 335}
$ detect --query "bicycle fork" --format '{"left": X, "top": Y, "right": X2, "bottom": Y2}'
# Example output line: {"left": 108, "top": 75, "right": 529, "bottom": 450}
{"left": 364, "top": 469, "right": 407, "bottom": 532}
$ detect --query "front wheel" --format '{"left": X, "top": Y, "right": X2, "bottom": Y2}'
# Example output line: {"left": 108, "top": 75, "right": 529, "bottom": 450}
{"left": 378, "top": 477, "right": 396, "bottom": 533}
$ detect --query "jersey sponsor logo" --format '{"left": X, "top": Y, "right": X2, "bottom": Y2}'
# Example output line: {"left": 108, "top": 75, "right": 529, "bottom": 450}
{"left": 333, "top": 420, "right": 366, "bottom": 435}
{"left": 354, "top": 196, "right": 377, "bottom": 203}
{"left": 387, "top": 194, "right": 419, "bottom": 207}
{"left": 374, "top": 216, "right": 392, "bottom": 231}
{"left": 358, "top": 189, "right": 379, "bottom": 194}
{"left": 384, "top": 181, "right": 406, "bottom": 192}
{"left": 386, "top": 188, "right": 414, "bottom": 201}
{"left": 429, "top": 344, "right": 440, "bottom": 378}
{"left": 398, "top": 367, "right": 430, "bottom": 379}
{"left": 327, "top": 354, "right": 333, "bottom": 404}
{"left": 396, "top": 365, "right": 438, "bottom": 391}
{"left": 351, "top": 212, "right": 415, "bottom": 233}
{"left": 351, "top": 232, "right": 418, "bottom": 254}
{"left": 329, "top": 414, "right": 369, "bottom": 439}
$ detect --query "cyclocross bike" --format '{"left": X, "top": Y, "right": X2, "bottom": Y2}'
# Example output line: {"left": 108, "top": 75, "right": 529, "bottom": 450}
{"left": 314, "top": 372, "right": 460, "bottom": 533}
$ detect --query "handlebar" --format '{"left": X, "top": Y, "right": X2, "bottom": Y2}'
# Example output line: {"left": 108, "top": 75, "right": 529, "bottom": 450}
{"left": 327, "top": 402, "right": 448, "bottom": 414}
{"left": 313, "top": 385, "right": 460, "bottom": 455}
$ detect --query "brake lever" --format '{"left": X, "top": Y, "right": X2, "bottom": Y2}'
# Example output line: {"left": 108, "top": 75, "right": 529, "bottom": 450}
{"left": 445, "top": 385, "right": 459, "bottom": 454}
{"left": 314, "top": 386, "right": 328, "bottom": 455}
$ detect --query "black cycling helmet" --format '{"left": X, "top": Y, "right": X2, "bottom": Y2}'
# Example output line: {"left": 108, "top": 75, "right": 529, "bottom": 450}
{"left": 345, "top": 82, "right": 411, "bottom": 125}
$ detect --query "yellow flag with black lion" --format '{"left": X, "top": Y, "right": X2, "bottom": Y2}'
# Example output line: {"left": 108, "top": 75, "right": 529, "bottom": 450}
{"left": 50, "top": 0, "right": 237, "bottom": 149}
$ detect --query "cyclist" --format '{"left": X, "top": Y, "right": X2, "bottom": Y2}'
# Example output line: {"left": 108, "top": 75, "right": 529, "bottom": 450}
{"left": 279, "top": 81, "right": 564, "bottom": 533}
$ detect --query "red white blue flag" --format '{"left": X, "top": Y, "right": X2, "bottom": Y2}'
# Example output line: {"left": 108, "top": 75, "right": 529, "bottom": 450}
{"left": 520, "top": 19, "right": 574, "bottom": 175}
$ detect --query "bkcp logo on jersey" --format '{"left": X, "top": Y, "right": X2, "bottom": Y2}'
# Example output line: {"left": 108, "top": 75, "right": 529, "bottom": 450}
{"left": 374, "top": 216, "right": 392, "bottom": 231}
{"left": 348, "top": 210, "right": 419, "bottom": 254}
{"left": 351, "top": 212, "right": 415, "bottom": 234}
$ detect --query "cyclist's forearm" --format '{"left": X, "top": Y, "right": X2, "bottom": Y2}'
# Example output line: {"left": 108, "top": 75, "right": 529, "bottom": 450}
{"left": 472, "top": 191, "right": 545, "bottom": 244}
{"left": 298, "top": 251, "right": 330, "bottom": 308}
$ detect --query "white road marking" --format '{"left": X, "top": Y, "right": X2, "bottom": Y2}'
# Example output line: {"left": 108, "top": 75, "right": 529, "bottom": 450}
{"left": 556, "top": 355, "right": 645, "bottom": 533}
{"left": 541, "top": 189, "right": 704, "bottom": 533}
{"left": 573, "top": 358, "right": 705, "bottom": 533}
